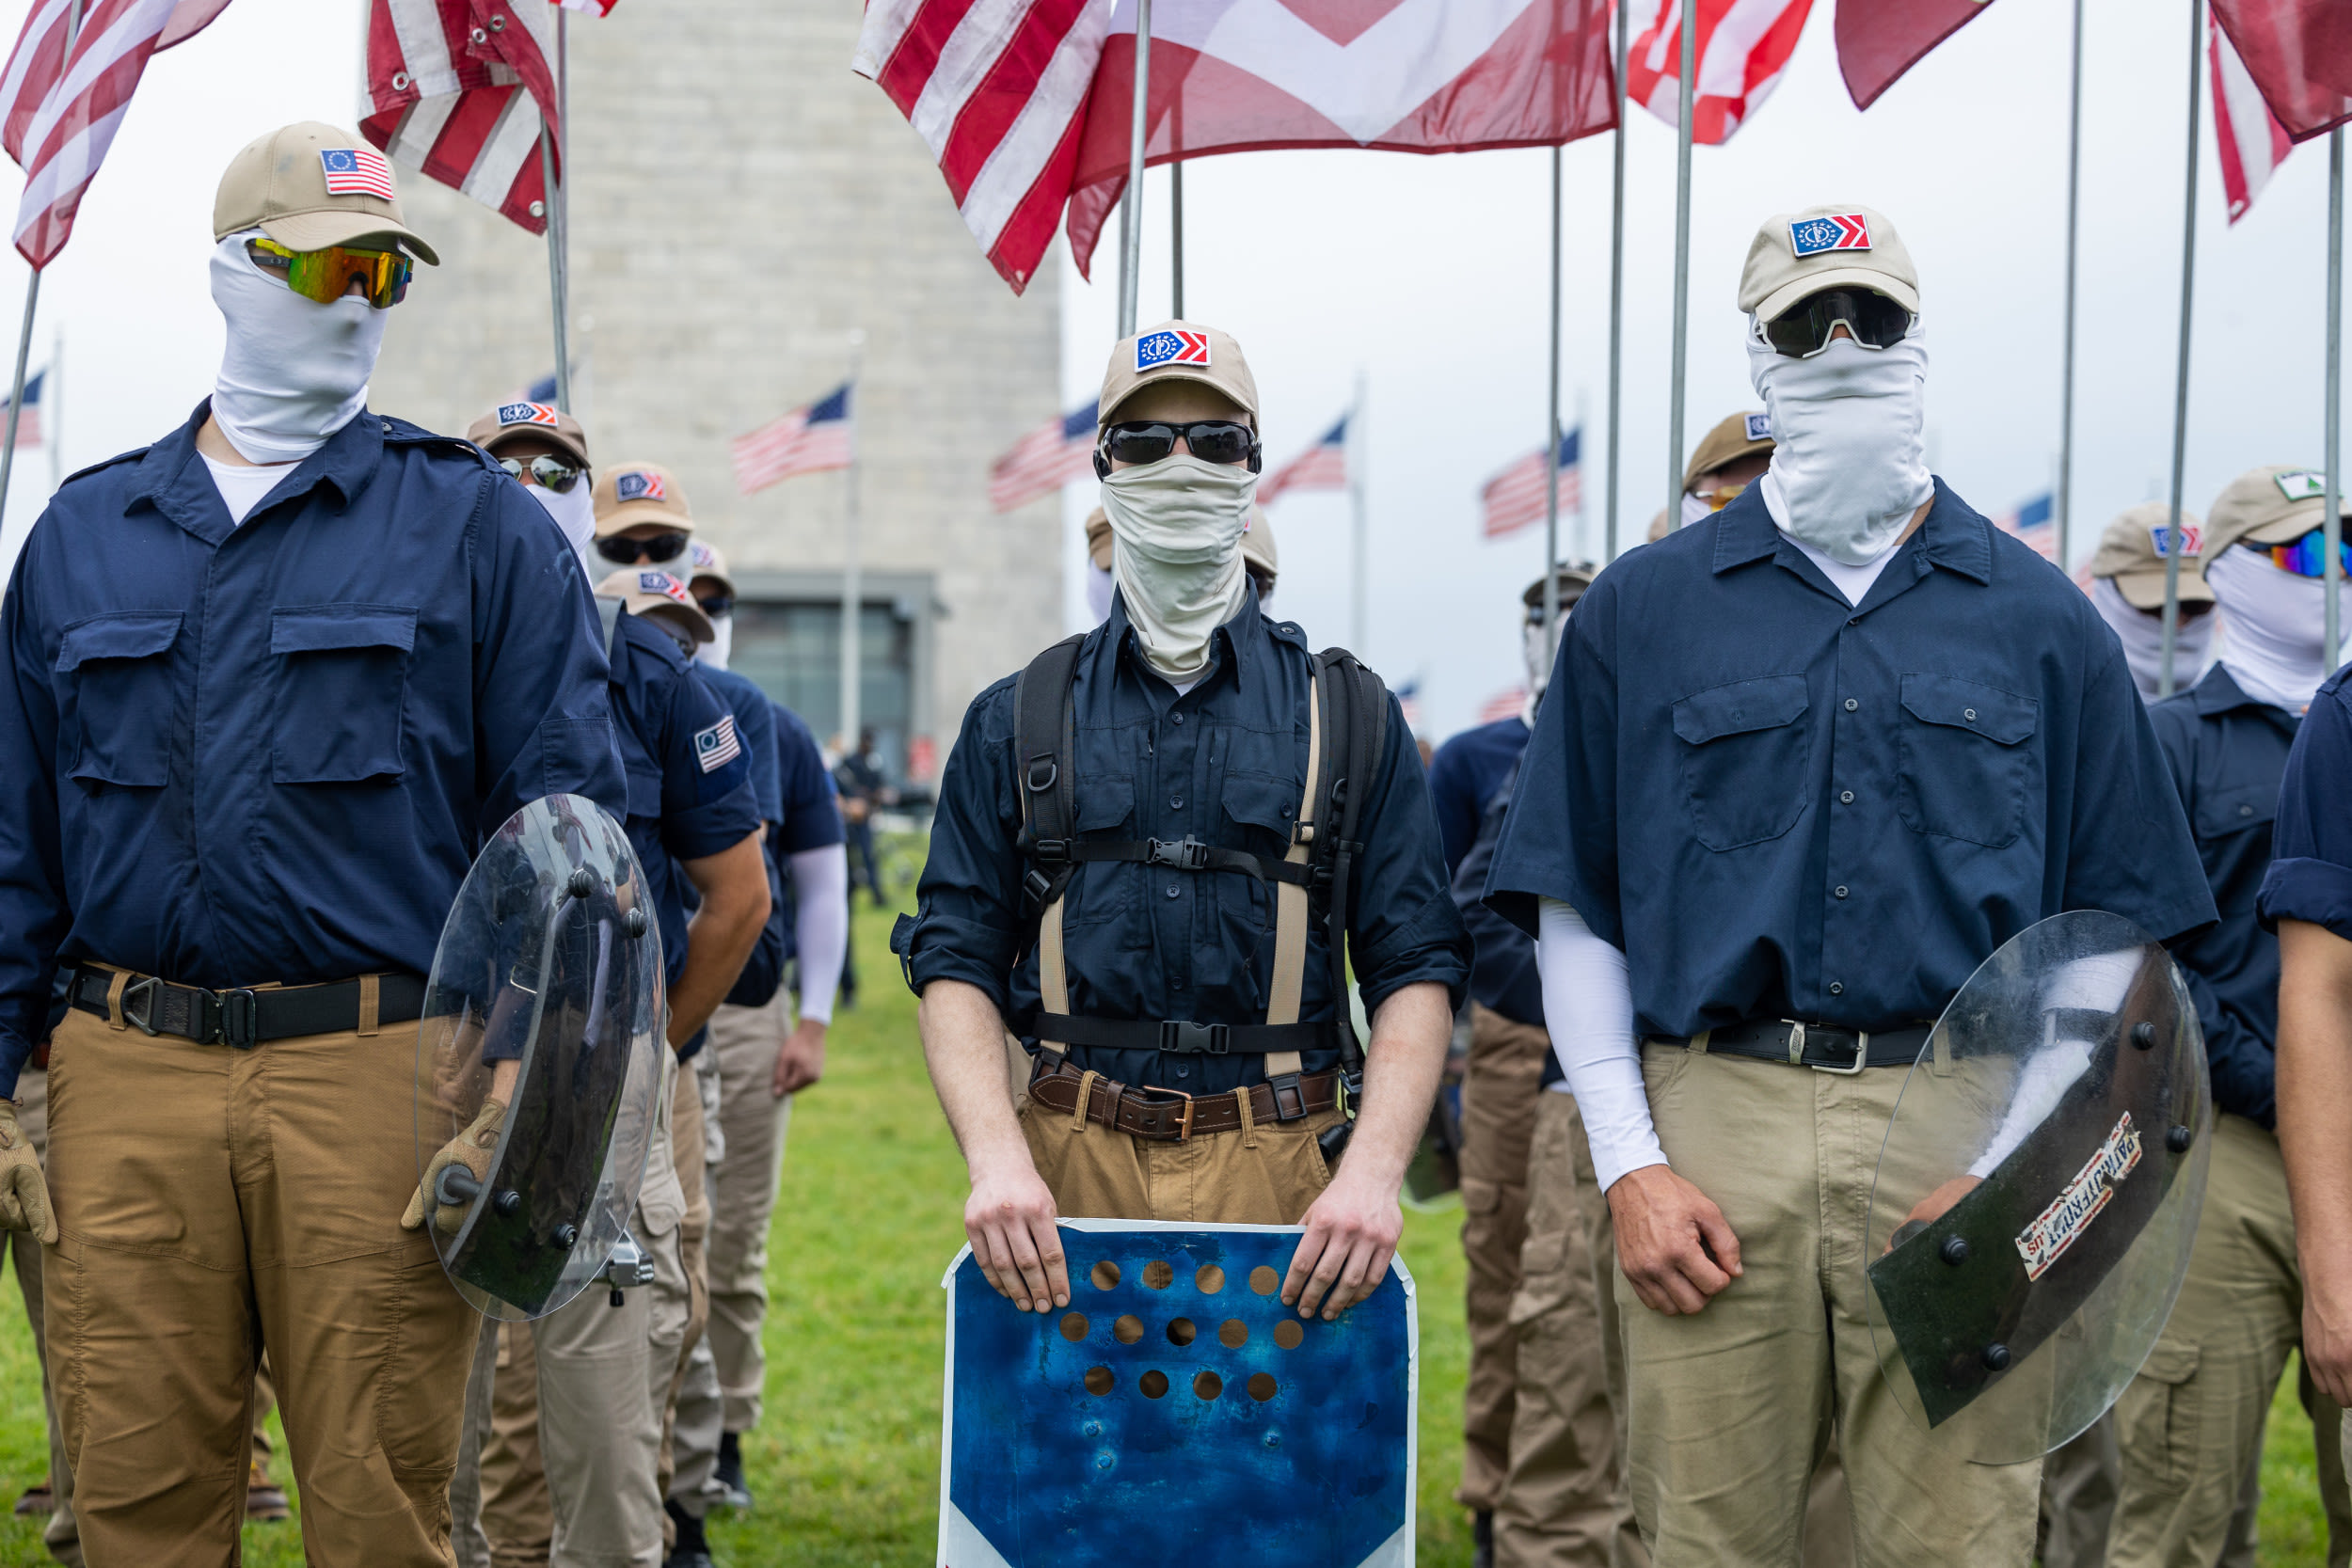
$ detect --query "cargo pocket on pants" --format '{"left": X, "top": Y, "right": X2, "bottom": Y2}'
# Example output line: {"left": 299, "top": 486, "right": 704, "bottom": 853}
{"left": 2119, "top": 1339, "right": 2201, "bottom": 1489}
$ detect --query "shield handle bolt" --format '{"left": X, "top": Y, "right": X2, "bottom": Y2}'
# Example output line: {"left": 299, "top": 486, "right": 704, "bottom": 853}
{"left": 493, "top": 1189, "right": 522, "bottom": 1217}
{"left": 1939, "top": 1236, "right": 1970, "bottom": 1266}
{"left": 568, "top": 868, "right": 598, "bottom": 899}
{"left": 1981, "top": 1342, "right": 2012, "bottom": 1372}
{"left": 2131, "top": 1022, "right": 2158, "bottom": 1051}
{"left": 625, "top": 908, "right": 649, "bottom": 938}
{"left": 2167, "top": 1124, "right": 2194, "bottom": 1153}
{"left": 553, "top": 1224, "right": 579, "bottom": 1248}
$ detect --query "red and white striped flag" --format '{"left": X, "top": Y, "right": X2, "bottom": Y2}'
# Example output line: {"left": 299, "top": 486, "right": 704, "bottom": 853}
{"left": 852, "top": 0, "right": 1109, "bottom": 294}
{"left": 990, "top": 397, "right": 1098, "bottom": 512}
{"left": 556, "top": 0, "right": 618, "bottom": 12}
{"left": 1259, "top": 413, "right": 1350, "bottom": 508}
{"left": 1478, "top": 688, "right": 1529, "bottom": 724}
{"left": 0, "top": 0, "right": 227, "bottom": 267}
{"left": 2210, "top": 0, "right": 2352, "bottom": 144}
{"left": 362, "top": 0, "right": 560, "bottom": 236}
{"left": 1626, "top": 0, "right": 1815, "bottom": 144}
{"left": 734, "top": 382, "right": 854, "bottom": 496}
{"left": 1480, "top": 429, "right": 1581, "bottom": 539}
{"left": 2213, "top": 18, "right": 2293, "bottom": 222}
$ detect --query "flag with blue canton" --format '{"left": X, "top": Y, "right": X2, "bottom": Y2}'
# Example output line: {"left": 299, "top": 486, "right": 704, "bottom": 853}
{"left": 1745, "top": 412, "right": 1772, "bottom": 440}
{"left": 733, "top": 381, "right": 855, "bottom": 494}
{"left": 941, "top": 1222, "right": 1415, "bottom": 1568}
{"left": 694, "top": 715, "right": 742, "bottom": 773}
{"left": 1788, "top": 213, "right": 1871, "bottom": 258}
{"left": 616, "top": 470, "right": 666, "bottom": 503}
{"left": 497, "top": 402, "right": 561, "bottom": 428}
{"left": 990, "top": 399, "right": 1101, "bottom": 512}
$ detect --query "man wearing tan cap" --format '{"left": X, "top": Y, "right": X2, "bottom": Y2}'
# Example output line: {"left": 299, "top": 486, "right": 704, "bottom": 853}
{"left": 897, "top": 320, "right": 1469, "bottom": 1327}
{"left": 0, "top": 123, "right": 629, "bottom": 1565}
{"left": 469, "top": 399, "right": 597, "bottom": 576}
{"left": 2087, "top": 502, "right": 2217, "bottom": 702}
{"left": 2108, "top": 467, "right": 2352, "bottom": 1565}
{"left": 1486, "top": 206, "right": 2214, "bottom": 1563}
{"left": 1646, "top": 409, "right": 1776, "bottom": 543}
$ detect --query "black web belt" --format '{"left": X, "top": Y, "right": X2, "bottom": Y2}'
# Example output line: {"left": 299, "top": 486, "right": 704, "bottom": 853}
{"left": 1025, "top": 1013, "right": 1344, "bottom": 1058}
{"left": 67, "top": 966, "right": 426, "bottom": 1050}
{"left": 1646, "top": 1017, "right": 1931, "bottom": 1073}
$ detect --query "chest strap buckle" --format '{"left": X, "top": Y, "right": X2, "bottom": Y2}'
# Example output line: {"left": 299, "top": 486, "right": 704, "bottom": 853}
{"left": 1147, "top": 837, "right": 1212, "bottom": 870}
{"left": 1160, "top": 1020, "right": 1232, "bottom": 1055}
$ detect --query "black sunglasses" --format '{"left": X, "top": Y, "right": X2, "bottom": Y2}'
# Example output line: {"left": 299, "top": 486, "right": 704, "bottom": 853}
{"left": 1760, "top": 287, "right": 1915, "bottom": 358}
{"left": 595, "top": 531, "right": 690, "bottom": 565}
{"left": 1093, "top": 420, "right": 1263, "bottom": 478}
{"left": 497, "top": 454, "right": 584, "bottom": 493}
{"left": 695, "top": 593, "right": 734, "bottom": 621}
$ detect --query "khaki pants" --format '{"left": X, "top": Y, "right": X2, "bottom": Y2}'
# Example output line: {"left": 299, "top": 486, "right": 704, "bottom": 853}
{"left": 1624, "top": 1047, "right": 2039, "bottom": 1565}
{"left": 660, "top": 1052, "right": 714, "bottom": 1516}
{"left": 8, "top": 1067, "right": 82, "bottom": 1567}
{"left": 2110, "top": 1112, "right": 2352, "bottom": 1566}
{"left": 1460, "top": 1005, "right": 1550, "bottom": 1514}
{"left": 456, "top": 1048, "right": 693, "bottom": 1568}
{"left": 705, "top": 994, "right": 795, "bottom": 1436}
{"left": 1017, "top": 1079, "right": 1340, "bottom": 1223}
{"left": 43, "top": 1005, "right": 476, "bottom": 1568}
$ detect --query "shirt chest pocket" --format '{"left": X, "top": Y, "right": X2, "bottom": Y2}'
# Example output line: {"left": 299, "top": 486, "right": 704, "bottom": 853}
{"left": 2195, "top": 783, "right": 2276, "bottom": 915}
{"left": 1217, "top": 770, "right": 1301, "bottom": 935}
{"left": 1897, "top": 673, "right": 2040, "bottom": 848}
{"left": 1061, "top": 774, "right": 1140, "bottom": 944}
{"left": 1671, "top": 675, "right": 1811, "bottom": 851}
{"left": 56, "top": 612, "right": 183, "bottom": 788}
{"left": 269, "top": 605, "right": 418, "bottom": 784}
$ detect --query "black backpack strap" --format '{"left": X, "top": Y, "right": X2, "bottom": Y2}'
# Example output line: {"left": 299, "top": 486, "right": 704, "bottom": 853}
{"left": 1013, "top": 635, "right": 1085, "bottom": 1030}
{"left": 1311, "top": 648, "right": 1389, "bottom": 1077}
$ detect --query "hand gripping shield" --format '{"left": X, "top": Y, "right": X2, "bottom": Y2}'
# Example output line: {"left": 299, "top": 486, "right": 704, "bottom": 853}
{"left": 414, "top": 794, "right": 664, "bottom": 1320}
{"left": 1865, "top": 911, "right": 2212, "bottom": 1464}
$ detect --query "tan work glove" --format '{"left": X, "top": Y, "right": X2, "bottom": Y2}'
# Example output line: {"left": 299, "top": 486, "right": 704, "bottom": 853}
{"left": 0, "top": 1100, "right": 57, "bottom": 1245}
{"left": 401, "top": 1098, "right": 506, "bottom": 1236}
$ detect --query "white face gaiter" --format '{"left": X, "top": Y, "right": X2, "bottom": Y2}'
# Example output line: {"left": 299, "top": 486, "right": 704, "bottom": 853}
{"left": 2207, "top": 545, "right": 2333, "bottom": 712}
{"left": 210, "top": 232, "right": 388, "bottom": 464}
{"left": 1100, "top": 454, "right": 1255, "bottom": 683}
{"left": 523, "top": 478, "right": 599, "bottom": 581}
{"left": 695, "top": 617, "right": 734, "bottom": 671}
{"left": 2090, "top": 576, "right": 2216, "bottom": 702}
{"left": 1746, "top": 325, "right": 1933, "bottom": 566}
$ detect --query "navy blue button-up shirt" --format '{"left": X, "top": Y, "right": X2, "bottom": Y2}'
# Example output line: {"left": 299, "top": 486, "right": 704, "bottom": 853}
{"left": 2148, "top": 665, "right": 2296, "bottom": 1128}
{"left": 1428, "top": 716, "right": 1530, "bottom": 876}
{"left": 896, "top": 589, "right": 1470, "bottom": 1095}
{"left": 0, "top": 403, "right": 627, "bottom": 1092}
{"left": 1487, "top": 482, "right": 2215, "bottom": 1037}
{"left": 2260, "top": 665, "right": 2352, "bottom": 941}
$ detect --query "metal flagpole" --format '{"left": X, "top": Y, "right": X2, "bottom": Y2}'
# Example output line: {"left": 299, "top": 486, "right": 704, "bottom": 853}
{"left": 1667, "top": 0, "right": 1695, "bottom": 526}
{"left": 2158, "top": 0, "right": 2202, "bottom": 698}
{"left": 1118, "top": 0, "right": 1152, "bottom": 338}
{"left": 538, "top": 9, "right": 571, "bottom": 413}
{"left": 0, "top": 0, "right": 80, "bottom": 520}
{"left": 2327, "top": 129, "right": 2344, "bottom": 673}
{"left": 1350, "top": 370, "right": 1368, "bottom": 650}
{"left": 841, "top": 331, "right": 866, "bottom": 756}
{"left": 1544, "top": 146, "right": 1564, "bottom": 642}
{"left": 1170, "top": 162, "right": 1184, "bottom": 319}
{"left": 2057, "top": 0, "right": 2085, "bottom": 571}
{"left": 1604, "top": 0, "right": 1628, "bottom": 561}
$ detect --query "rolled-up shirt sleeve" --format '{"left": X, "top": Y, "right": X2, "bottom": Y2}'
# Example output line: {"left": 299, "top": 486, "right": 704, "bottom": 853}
{"left": 1346, "top": 690, "right": 1471, "bottom": 1015}
{"left": 0, "top": 534, "right": 67, "bottom": 1092}
{"left": 2261, "top": 673, "right": 2352, "bottom": 938}
{"left": 894, "top": 681, "right": 1025, "bottom": 1007}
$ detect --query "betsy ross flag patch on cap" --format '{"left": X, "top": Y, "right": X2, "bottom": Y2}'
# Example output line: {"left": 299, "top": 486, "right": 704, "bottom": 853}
{"left": 615, "top": 470, "right": 667, "bottom": 503}
{"left": 694, "top": 715, "right": 742, "bottom": 773}
{"left": 1789, "top": 214, "right": 1870, "bottom": 258}
{"left": 1745, "top": 413, "right": 1772, "bottom": 440}
{"left": 498, "top": 402, "right": 561, "bottom": 428}
{"left": 1135, "top": 328, "right": 1211, "bottom": 371}
{"left": 320, "top": 147, "right": 396, "bottom": 201}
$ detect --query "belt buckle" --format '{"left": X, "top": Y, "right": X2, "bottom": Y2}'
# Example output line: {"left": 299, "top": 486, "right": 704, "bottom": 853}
{"left": 1129, "top": 1086, "right": 1195, "bottom": 1142}
{"left": 215, "top": 988, "right": 260, "bottom": 1051}
{"left": 119, "top": 974, "right": 161, "bottom": 1036}
{"left": 1811, "top": 1026, "right": 1869, "bottom": 1076}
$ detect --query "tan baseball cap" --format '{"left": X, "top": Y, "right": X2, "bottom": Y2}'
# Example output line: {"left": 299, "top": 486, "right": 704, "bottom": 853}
{"left": 1099, "top": 321, "right": 1260, "bottom": 426}
{"left": 595, "top": 566, "right": 714, "bottom": 645}
{"left": 1683, "top": 410, "right": 1774, "bottom": 494}
{"left": 2091, "top": 502, "right": 2214, "bottom": 610}
{"left": 214, "top": 121, "right": 438, "bottom": 264}
{"left": 2202, "top": 465, "right": 2352, "bottom": 560}
{"left": 1085, "top": 505, "right": 1112, "bottom": 570}
{"left": 1521, "top": 562, "right": 1598, "bottom": 615}
{"left": 593, "top": 461, "right": 693, "bottom": 538}
{"left": 1739, "top": 205, "right": 1917, "bottom": 324}
{"left": 683, "top": 539, "right": 735, "bottom": 595}
{"left": 467, "top": 401, "right": 590, "bottom": 468}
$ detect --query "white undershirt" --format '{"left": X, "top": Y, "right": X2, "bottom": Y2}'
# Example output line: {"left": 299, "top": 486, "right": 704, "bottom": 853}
{"left": 1784, "top": 528, "right": 1902, "bottom": 606}
{"left": 201, "top": 451, "right": 296, "bottom": 527}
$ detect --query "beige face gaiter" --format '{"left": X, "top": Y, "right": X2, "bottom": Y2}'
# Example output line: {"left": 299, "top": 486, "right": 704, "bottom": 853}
{"left": 1100, "top": 454, "right": 1256, "bottom": 683}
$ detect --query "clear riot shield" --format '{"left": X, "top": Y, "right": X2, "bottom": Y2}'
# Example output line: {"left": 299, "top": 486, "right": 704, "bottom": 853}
{"left": 1865, "top": 911, "right": 2212, "bottom": 1464}
{"left": 414, "top": 794, "right": 664, "bottom": 1321}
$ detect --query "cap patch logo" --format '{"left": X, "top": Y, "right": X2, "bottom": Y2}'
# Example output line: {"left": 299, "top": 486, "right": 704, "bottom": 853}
{"left": 2276, "top": 469, "right": 2328, "bottom": 501}
{"left": 319, "top": 147, "right": 396, "bottom": 201}
{"left": 694, "top": 715, "right": 743, "bottom": 773}
{"left": 637, "top": 571, "right": 693, "bottom": 606}
{"left": 1744, "top": 413, "right": 1772, "bottom": 440}
{"left": 1135, "top": 328, "right": 1211, "bottom": 372}
{"left": 497, "top": 401, "right": 560, "bottom": 429}
{"left": 615, "top": 470, "right": 666, "bottom": 503}
{"left": 1789, "top": 214, "right": 1871, "bottom": 258}
{"left": 2150, "top": 524, "right": 2203, "bottom": 559}
{"left": 691, "top": 542, "right": 719, "bottom": 569}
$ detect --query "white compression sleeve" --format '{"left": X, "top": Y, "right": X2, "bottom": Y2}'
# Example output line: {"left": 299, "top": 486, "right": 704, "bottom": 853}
{"left": 788, "top": 845, "right": 849, "bottom": 1025}
{"left": 1537, "top": 897, "right": 1667, "bottom": 1192}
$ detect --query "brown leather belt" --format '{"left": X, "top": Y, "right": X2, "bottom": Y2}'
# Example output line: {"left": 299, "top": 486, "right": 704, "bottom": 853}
{"left": 1026, "top": 1060, "right": 1341, "bottom": 1142}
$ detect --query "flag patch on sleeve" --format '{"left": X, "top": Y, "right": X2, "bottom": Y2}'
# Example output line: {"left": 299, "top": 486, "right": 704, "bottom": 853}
{"left": 694, "top": 716, "right": 742, "bottom": 773}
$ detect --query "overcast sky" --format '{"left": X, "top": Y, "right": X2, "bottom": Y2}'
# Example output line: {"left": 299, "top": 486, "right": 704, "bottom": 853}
{"left": 0, "top": 0, "right": 2340, "bottom": 744}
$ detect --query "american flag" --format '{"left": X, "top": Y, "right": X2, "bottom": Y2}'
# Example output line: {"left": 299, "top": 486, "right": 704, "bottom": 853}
{"left": 2213, "top": 19, "right": 2292, "bottom": 221}
{"left": 1479, "top": 688, "right": 1529, "bottom": 724}
{"left": 1628, "top": 0, "right": 1814, "bottom": 144}
{"left": 734, "top": 382, "right": 854, "bottom": 495}
{"left": 0, "top": 0, "right": 226, "bottom": 267}
{"left": 1480, "top": 428, "right": 1582, "bottom": 540}
{"left": 851, "top": 0, "right": 1109, "bottom": 294}
{"left": 362, "top": 0, "right": 561, "bottom": 237}
{"left": 557, "top": 0, "right": 618, "bottom": 12}
{"left": 1259, "top": 414, "right": 1349, "bottom": 508}
{"left": 1394, "top": 677, "right": 1422, "bottom": 733}
{"left": 989, "top": 398, "right": 1098, "bottom": 513}
{"left": 3, "top": 367, "right": 43, "bottom": 447}
{"left": 319, "top": 145, "right": 395, "bottom": 200}
{"left": 1994, "top": 493, "right": 2058, "bottom": 562}
{"left": 2210, "top": 0, "right": 2352, "bottom": 143}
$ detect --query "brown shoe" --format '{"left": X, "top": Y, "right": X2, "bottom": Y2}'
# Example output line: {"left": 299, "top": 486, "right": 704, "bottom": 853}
{"left": 12, "top": 1481, "right": 50, "bottom": 1517}
{"left": 246, "top": 1459, "right": 290, "bottom": 1523}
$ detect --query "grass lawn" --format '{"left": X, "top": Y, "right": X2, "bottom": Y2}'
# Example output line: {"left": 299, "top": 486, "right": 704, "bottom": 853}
{"left": 0, "top": 894, "right": 2328, "bottom": 1563}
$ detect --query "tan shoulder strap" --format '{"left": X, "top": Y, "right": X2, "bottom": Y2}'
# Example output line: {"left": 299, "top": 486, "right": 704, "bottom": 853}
{"left": 1263, "top": 680, "right": 1322, "bottom": 1077}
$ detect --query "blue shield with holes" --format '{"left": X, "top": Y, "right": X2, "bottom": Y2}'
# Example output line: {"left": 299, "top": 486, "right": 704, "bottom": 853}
{"left": 940, "top": 1221, "right": 1418, "bottom": 1568}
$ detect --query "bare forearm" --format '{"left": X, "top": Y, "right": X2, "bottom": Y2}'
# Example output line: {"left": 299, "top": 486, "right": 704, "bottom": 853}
{"left": 2280, "top": 920, "right": 2352, "bottom": 1297}
{"left": 1339, "top": 982, "right": 1451, "bottom": 1193}
{"left": 920, "top": 979, "right": 1031, "bottom": 1177}
{"left": 671, "top": 832, "right": 771, "bottom": 1046}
